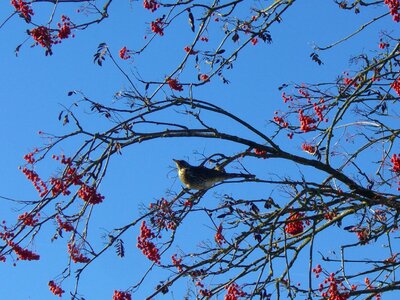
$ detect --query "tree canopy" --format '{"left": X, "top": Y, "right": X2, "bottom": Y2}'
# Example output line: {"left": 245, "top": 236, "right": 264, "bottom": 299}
{"left": 1, "top": 0, "right": 400, "bottom": 299}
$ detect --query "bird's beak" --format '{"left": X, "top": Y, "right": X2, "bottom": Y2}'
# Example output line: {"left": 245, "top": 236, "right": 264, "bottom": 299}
{"left": 172, "top": 159, "right": 178, "bottom": 163}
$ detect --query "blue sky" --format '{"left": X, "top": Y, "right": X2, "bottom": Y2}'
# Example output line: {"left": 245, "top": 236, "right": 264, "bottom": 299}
{"left": 1, "top": 1, "right": 399, "bottom": 299}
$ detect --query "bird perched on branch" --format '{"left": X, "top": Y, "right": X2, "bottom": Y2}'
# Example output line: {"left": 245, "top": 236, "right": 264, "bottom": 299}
{"left": 173, "top": 159, "right": 255, "bottom": 190}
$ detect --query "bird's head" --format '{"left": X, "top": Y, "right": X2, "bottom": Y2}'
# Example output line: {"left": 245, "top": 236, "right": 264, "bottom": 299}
{"left": 173, "top": 159, "right": 191, "bottom": 170}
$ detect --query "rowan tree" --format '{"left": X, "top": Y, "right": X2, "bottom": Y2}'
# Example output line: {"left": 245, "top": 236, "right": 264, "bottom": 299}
{"left": 1, "top": 0, "right": 400, "bottom": 299}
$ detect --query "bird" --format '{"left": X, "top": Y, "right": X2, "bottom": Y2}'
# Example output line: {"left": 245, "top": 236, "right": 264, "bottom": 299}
{"left": 173, "top": 159, "right": 255, "bottom": 190}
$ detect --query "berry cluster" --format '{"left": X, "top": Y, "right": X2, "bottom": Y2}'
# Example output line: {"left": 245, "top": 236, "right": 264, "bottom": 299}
{"left": 119, "top": 46, "right": 131, "bottom": 60}
{"left": 48, "top": 281, "right": 64, "bottom": 297}
{"left": 355, "top": 227, "right": 370, "bottom": 245}
{"left": 215, "top": 224, "right": 225, "bottom": 245}
{"left": 18, "top": 212, "right": 39, "bottom": 227}
{"left": 112, "top": 290, "right": 132, "bottom": 300}
{"left": 8, "top": 241, "right": 40, "bottom": 261}
{"left": 364, "top": 277, "right": 381, "bottom": 300}
{"left": 285, "top": 212, "right": 306, "bottom": 236}
{"left": 253, "top": 147, "right": 267, "bottom": 158}
{"left": 68, "top": 243, "right": 90, "bottom": 263}
{"left": 29, "top": 15, "right": 74, "bottom": 55}
{"left": 391, "top": 154, "right": 400, "bottom": 173}
{"left": 171, "top": 254, "right": 183, "bottom": 272}
{"left": 21, "top": 167, "right": 48, "bottom": 197}
{"left": 224, "top": 282, "right": 246, "bottom": 300}
{"left": 312, "top": 264, "right": 322, "bottom": 278}
{"left": 199, "top": 74, "right": 209, "bottom": 81}
{"left": 57, "top": 15, "right": 73, "bottom": 40}
{"left": 151, "top": 18, "right": 164, "bottom": 35}
{"left": 78, "top": 184, "right": 104, "bottom": 205}
{"left": 184, "top": 46, "right": 198, "bottom": 55}
{"left": 391, "top": 77, "right": 400, "bottom": 96}
{"left": 196, "top": 281, "right": 212, "bottom": 297}
{"left": 273, "top": 112, "right": 289, "bottom": 128}
{"left": 298, "top": 109, "right": 317, "bottom": 133}
{"left": 167, "top": 78, "right": 183, "bottom": 91}
{"left": 318, "top": 273, "right": 351, "bottom": 300}
{"left": 30, "top": 26, "right": 54, "bottom": 54}
{"left": 143, "top": 0, "right": 159, "bottom": 12}
{"left": 301, "top": 143, "right": 317, "bottom": 155}
{"left": 56, "top": 215, "right": 74, "bottom": 232}
{"left": 149, "top": 198, "right": 177, "bottom": 230}
{"left": 282, "top": 92, "right": 293, "bottom": 103}
{"left": 11, "top": 0, "right": 34, "bottom": 22}
{"left": 137, "top": 221, "right": 161, "bottom": 264}
{"left": 384, "top": 0, "right": 400, "bottom": 22}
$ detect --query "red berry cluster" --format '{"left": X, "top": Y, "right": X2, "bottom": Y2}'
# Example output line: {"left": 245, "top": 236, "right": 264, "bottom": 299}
{"left": 30, "top": 26, "right": 54, "bottom": 54}
{"left": 285, "top": 212, "right": 305, "bottom": 236}
{"left": 200, "top": 36, "right": 209, "bottom": 42}
{"left": 57, "top": 15, "right": 73, "bottom": 40}
{"left": 391, "top": 77, "right": 400, "bottom": 96}
{"left": 50, "top": 155, "right": 82, "bottom": 196}
{"left": 355, "top": 227, "right": 370, "bottom": 245}
{"left": 301, "top": 143, "right": 317, "bottom": 155}
{"left": 113, "top": 290, "right": 132, "bottom": 300}
{"left": 364, "top": 277, "right": 381, "bottom": 300}
{"left": 199, "top": 288, "right": 212, "bottom": 297}
{"left": 298, "top": 109, "right": 317, "bottom": 133}
{"left": 251, "top": 37, "right": 258, "bottom": 45}
{"left": 343, "top": 76, "right": 359, "bottom": 87}
{"left": 215, "top": 224, "right": 225, "bottom": 245}
{"left": 68, "top": 243, "right": 90, "bottom": 263}
{"left": 298, "top": 87, "right": 310, "bottom": 99}
{"left": 21, "top": 167, "right": 48, "bottom": 197}
{"left": 253, "top": 147, "right": 267, "bottom": 158}
{"left": 18, "top": 212, "right": 39, "bottom": 227}
{"left": 383, "top": 253, "right": 398, "bottom": 264}
{"left": 137, "top": 221, "right": 161, "bottom": 264}
{"left": 324, "top": 210, "right": 337, "bottom": 221}
{"left": 56, "top": 215, "right": 74, "bottom": 232}
{"left": 151, "top": 18, "right": 164, "bottom": 35}
{"left": 0, "top": 223, "right": 14, "bottom": 241}
{"left": 171, "top": 254, "right": 183, "bottom": 272}
{"left": 167, "top": 78, "right": 183, "bottom": 91}
{"left": 312, "top": 264, "right": 322, "bottom": 278}
{"left": 119, "top": 46, "right": 131, "bottom": 60}
{"left": 184, "top": 46, "right": 198, "bottom": 55}
{"left": 29, "top": 15, "right": 74, "bottom": 55}
{"left": 224, "top": 282, "right": 246, "bottom": 300}
{"left": 11, "top": 0, "right": 34, "bottom": 22}
{"left": 273, "top": 112, "right": 289, "bottom": 128}
{"left": 282, "top": 92, "right": 293, "bottom": 103}
{"left": 196, "top": 281, "right": 212, "bottom": 297}
{"left": 23, "top": 150, "right": 37, "bottom": 164}
{"left": 48, "top": 280, "right": 64, "bottom": 297}
{"left": 318, "top": 273, "right": 350, "bottom": 300}
{"left": 149, "top": 198, "right": 176, "bottom": 230}
{"left": 384, "top": 0, "right": 400, "bottom": 22}
{"left": 7, "top": 241, "right": 40, "bottom": 261}
{"left": 313, "top": 98, "right": 327, "bottom": 121}
{"left": 78, "top": 184, "right": 104, "bottom": 205}
{"left": 51, "top": 155, "right": 104, "bottom": 204}
{"left": 391, "top": 154, "right": 400, "bottom": 173}
{"left": 183, "top": 200, "right": 193, "bottom": 207}
{"left": 199, "top": 74, "right": 209, "bottom": 81}
{"left": 390, "top": 153, "right": 400, "bottom": 190}
{"left": 379, "top": 42, "right": 389, "bottom": 49}
{"left": 143, "top": 0, "right": 159, "bottom": 12}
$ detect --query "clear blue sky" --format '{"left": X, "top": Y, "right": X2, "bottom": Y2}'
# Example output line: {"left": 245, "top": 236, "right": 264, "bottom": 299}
{"left": 0, "top": 1, "right": 399, "bottom": 299}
